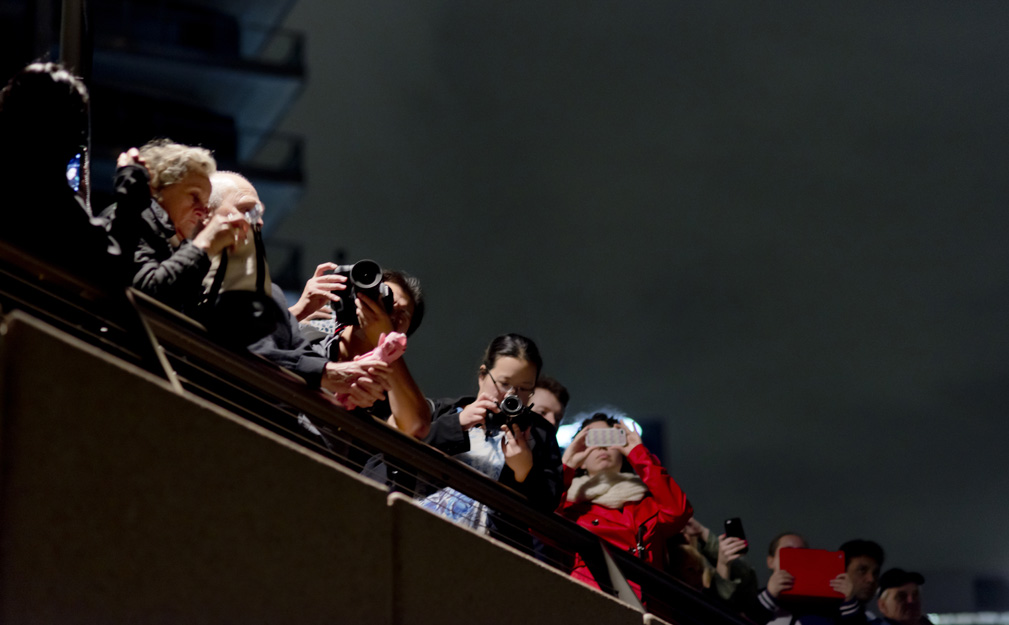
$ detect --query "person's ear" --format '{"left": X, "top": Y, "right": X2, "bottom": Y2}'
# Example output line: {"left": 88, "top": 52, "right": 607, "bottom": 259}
{"left": 478, "top": 365, "right": 487, "bottom": 377}
{"left": 767, "top": 554, "right": 775, "bottom": 570}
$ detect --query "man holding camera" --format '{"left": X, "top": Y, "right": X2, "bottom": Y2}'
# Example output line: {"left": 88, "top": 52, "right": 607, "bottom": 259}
{"left": 296, "top": 262, "right": 430, "bottom": 438}
{"left": 208, "top": 172, "right": 402, "bottom": 416}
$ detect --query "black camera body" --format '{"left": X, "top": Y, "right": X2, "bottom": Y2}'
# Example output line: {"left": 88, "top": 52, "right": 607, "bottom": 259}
{"left": 330, "top": 259, "right": 394, "bottom": 326}
{"left": 484, "top": 394, "right": 535, "bottom": 433}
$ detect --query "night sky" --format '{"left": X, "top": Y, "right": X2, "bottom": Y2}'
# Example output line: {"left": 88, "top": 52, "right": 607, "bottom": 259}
{"left": 274, "top": 2, "right": 1009, "bottom": 609}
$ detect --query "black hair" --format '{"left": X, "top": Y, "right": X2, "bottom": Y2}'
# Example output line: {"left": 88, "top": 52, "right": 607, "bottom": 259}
{"left": 0, "top": 61, "right": 90, "bottom": 183}
{"left": 573, "top": 412, "right": 632, "bottom": 473}
{"left": 382, "top": 269, "right": 424, "bottom": 336}
{"left": 768, "top": 531, "right": 809, "bottom": 557}
{"left": 576, "top": 412, "right": 619, "bottom": 433}
{"left": 535, "top": 375, "right": 570, "bottom": 408}
{"left": 839, "top": 539, "right": 885, "bottom": 568}
{"left": 480, "top": 334, "right": 542, "bottom": 379}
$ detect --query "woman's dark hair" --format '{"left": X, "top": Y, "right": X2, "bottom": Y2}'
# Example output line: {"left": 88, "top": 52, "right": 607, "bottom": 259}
{"left": 480, "top": 333, "right": 543, "bottom": 379}
{"left": 768, "top": 532, "right": 809, "bottom": 557}
{"left": 576, "top": 412, "right": 620, "bottom": 433}
{"left": 0, "top": 62, "right": 90, "bottom": 177}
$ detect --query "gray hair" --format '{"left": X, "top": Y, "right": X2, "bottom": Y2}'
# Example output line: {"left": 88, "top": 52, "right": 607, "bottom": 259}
{"left": 138, "top": 138, "right": 216, "bottom": 191}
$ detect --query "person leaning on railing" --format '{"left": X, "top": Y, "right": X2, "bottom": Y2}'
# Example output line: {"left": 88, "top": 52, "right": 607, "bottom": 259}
{"left": 417, "top": 334, "right": 563, "bottom": 546}
{"left": 101, "top": 140, "right": 248, "bottom": 315}
{"left": 204, "top": 171, "right": 392, "bottom": 412}
{"left": 557, "top": 413, "right": 693, "bottom": 595}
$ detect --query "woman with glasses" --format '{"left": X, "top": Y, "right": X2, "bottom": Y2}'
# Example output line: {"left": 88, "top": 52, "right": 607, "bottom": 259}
{"left": 418, "top": 334, "right": 562, "bottom": 546}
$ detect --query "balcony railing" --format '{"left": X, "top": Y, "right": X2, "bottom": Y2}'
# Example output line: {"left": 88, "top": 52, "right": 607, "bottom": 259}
{"left": 0, "top": 240, "right": 751, "bottom": 625}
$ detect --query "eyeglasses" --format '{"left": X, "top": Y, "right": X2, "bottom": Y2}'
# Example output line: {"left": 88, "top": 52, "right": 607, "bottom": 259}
{"left": 486, "top": 370, "right": 535, "bottom": 399}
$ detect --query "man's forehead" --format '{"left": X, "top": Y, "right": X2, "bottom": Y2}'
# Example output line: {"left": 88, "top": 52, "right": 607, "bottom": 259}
{"left": 533, "top": 388, "right": 559, "bottom": 402}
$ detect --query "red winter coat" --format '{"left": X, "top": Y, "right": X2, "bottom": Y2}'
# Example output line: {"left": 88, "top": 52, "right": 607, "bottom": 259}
{"left": 557, "top": 444, "right": 692, "bottom": 591}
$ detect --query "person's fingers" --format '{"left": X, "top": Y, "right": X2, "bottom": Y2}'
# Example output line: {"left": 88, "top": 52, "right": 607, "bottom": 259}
{"left": 354, "top": 377, "right": 386, "bottom": 402}
{"left": 314, "top": 262, "right": 339, "bottom": 277}
{"left": 367, "top": 366, "right": 393, "bottom": 387}
{"left": 347, "top": 385, "right": 376, "bottom": 408}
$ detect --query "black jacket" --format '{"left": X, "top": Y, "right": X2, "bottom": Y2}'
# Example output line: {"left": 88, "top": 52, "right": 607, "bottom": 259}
{"left": 247, "top": 283, "right": 329, "bottom": 389}
{"left": 102, "top": 164, "right": 210, "bottom": 313}
{"left": 425, "top": 395, "right": 563, "bottom": 513}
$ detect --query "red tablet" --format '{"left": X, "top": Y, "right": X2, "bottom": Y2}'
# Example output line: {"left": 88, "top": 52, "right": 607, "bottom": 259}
{"left": 778, "top": 548, "right": 846, "bottom": 599}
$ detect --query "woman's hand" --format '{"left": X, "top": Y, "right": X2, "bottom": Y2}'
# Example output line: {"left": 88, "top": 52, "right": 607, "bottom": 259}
{"left": 682, "top": 517, "right": 710, "bottom": 544}
{"left": 829, "top": 572, "right": 853, "bottom": 600}
{"left": 458, "top": 392, "right": 499, "bottom": 430}
{"left": 502, "top": 422, "right": 533, "bottom": 482}
{"left": 767, "top": 569, "right": 795, "bottom": 598}
{"left": 192, "top": 210, "right": 249, "bottom": 256}
{"left": 289, "top": 262, "right": 346, "bottom": 322}
{"left": 614, "top": 421, "right": 643, "bottom": 456}
{"left": 116, "top": 147, "right": 146, "bottom": 171}
{"left": 716, "top": 534, "right": 748, "bottom": 580}
{"left": 562, "top": 427, "right": 593, "bottom": 470}
{"left": 356, "top": 293, "right": 395, "bottom": 348}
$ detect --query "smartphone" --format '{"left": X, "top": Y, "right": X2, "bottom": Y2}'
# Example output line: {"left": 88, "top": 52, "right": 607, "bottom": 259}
{"left": 724, "top": 517, "right": 749, "bottom": 554}
{"left": 585, "top": 428, "right": 626, "bottom": 447}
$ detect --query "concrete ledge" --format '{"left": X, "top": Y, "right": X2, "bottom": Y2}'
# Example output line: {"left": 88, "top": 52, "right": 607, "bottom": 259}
{"left": 388, "top": 492, "right": 642, "bottom": 625}
{"left": 0, "top": 312, "right": 393, "bottom": 625}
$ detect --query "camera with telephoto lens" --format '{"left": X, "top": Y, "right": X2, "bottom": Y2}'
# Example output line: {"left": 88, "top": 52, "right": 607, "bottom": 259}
{"left": 329, "top": 259, "right": 394, "bottom": 326}
{"left": 484, "top": 394, "right": 534, "bottom": 433}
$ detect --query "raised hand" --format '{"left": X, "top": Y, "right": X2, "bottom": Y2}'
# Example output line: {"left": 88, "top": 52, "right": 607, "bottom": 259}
{"left": 614, "top": 421, "right": 643, "bottom": 456}
{"left": 192, "top": 210, "right": 249, "bottom": 256}
{"left": 501, "top": 421, "right": 533, "bottom": 482}
{"left": 716, "top": 534, "right": 748, "bottom": 580}
{"left": 356, "top": 292, "right": 394, "bottom": 348}
{"left": 459, "top": 392, "right": 500, "bottom": 430}
{"left": 829, "top": 572, "right": 853, "bottom": 599}
{"left": 562, "top": 427, "right": 593, "bottom": 470}
{"left": 767, "top": 569, "right": 795, "bottom": 598}
{"left": 289, "top": 262, "right": 347, "bottom": 322}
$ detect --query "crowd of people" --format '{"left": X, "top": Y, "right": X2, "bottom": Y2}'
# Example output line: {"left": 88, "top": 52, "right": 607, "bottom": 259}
{"left": 0, "top": 62, "right": 934, "bottom": 625}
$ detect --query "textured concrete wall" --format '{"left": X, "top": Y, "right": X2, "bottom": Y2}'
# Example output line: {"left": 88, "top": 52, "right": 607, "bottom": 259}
{"left": 388, "top": 493, "right": 641, "bottom": 625}
{"left": 0, "top": 313, "right": 393, "bottom": 625}
{"left": 0, "top": 312, "right": 648, "bottom": 624}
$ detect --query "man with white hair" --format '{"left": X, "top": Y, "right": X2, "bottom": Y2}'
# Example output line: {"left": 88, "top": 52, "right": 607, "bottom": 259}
{"left": 207, "top": 171, "right": 408, "bottom": 419}
{"left": 873, "top": 569, "right": 931, "bottom": 625}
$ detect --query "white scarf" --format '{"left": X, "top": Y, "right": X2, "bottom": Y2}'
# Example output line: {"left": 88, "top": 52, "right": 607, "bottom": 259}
{"left": 566, "top": 471, "right": 650, "bottom": 508}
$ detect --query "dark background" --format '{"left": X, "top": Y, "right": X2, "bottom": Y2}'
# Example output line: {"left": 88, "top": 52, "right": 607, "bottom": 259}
{"left": 272, "top": 1, "right": 1009, "bottom": 610}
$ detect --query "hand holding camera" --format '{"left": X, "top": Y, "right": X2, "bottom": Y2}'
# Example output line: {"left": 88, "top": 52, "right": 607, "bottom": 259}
{"left": 483, "top": 394, "right": 534, "bottom": 432}
{"left": 290, "top": 262, "right": 347, "bottom": 322}
{"left": 193, "top": 209, "right": 249, "bottom": 256}
{"left": 327, "top": 259, "right": 394, "bottom": 327}
{"left": 459, "top": 392, "right": 500, "bottom": 430}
